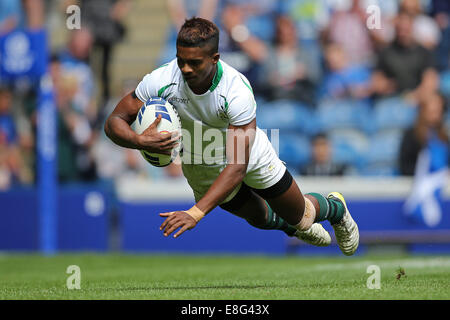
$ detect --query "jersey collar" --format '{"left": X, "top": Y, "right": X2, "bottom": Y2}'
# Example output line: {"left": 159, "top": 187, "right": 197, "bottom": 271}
{"left": 208, "top": 61, "right": 223, "bottom": 92}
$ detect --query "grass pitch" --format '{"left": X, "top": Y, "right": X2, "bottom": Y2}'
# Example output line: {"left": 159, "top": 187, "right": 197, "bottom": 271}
{"left": 0, "top": 254, "right": 449, "bottom": 299}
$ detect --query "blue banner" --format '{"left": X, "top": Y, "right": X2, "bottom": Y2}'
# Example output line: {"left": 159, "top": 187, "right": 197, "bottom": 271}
{"left": 0, "top": 186, "right": 110, "bottom": 251}
{"left": 1, "top": 192, "right": 449, "bottom": 254}
{"left": 119, "top": 199, "right": 450, "bottom": 255}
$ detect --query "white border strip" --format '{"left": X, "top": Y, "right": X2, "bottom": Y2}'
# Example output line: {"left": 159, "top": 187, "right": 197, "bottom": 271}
{"left": 116, "top": 176, "right": 450, "bottom": 202}
{"left": 311, "top": 257, "right": 450, "bottom": 271}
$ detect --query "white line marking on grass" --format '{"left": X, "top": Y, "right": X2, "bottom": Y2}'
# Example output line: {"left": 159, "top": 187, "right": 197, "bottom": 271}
{"left": 312, "top": 257, "right": 450, "bottom": 272}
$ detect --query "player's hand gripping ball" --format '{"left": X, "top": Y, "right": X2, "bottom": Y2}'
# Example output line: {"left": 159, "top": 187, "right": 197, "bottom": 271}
{"left": 134, "top": 97, "right": 182, "bottom": 166}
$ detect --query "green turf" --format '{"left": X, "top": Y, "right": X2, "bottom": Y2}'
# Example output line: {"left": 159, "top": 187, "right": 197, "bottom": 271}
{"left": 0, "top": 253, "right": 449, "bottom": 299}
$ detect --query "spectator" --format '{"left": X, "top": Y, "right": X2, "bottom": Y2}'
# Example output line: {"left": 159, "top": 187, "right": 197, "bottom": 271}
{"left": 300, "top": 133, "right": 349, "bottom": 176}
{"left": 220, "top": 1, "right": 279, "bottom": 85}
{"left": 277, "top": 0, "right": 330, "bottom": 81}
{"left": 59, "top": 28, "right": 97, "bottom": 123}
{"left": 322, "top": 0, "right": 376, "bottom": 66}
{"left": 52, "top": 30, "right": 99, "bottom": 182}
{"left": 400, "top": 0, "right": 441, "bottom": 51}
{"left": 320, "top": 42, "right": 371, "bottom": 100}
{"left": 80, "top": 0, "right": 131, "bottom": 105}
{"left": 371, "top": 12, "right": 439, "bottom": 103}
{"left": 402, "top": 92, "right": 449, "bottom": 227}
{"left": 220, "top": 5, "right": 257, "bottom": 85}
{"left": 399, "top": 93, "right": 449, "bottom": 175}
{"left": 49, "top": 56, "right": 80, "bottom": 182}
{"left": 56, "top": 28, "right": 99, "bottom": 181}
{"left": 363, "top": 0, "right": 399, "bottom": 48}
{"left": 0, "top": 86, "right": 32, "bottom": 189}
{"left": 256, "top": 15, "right": 318, "bottom": 105}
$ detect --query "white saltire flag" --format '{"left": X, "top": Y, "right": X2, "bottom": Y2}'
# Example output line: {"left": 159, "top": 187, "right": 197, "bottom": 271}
{"left": 403, "top": 136, "right": 449, "bottom": 227}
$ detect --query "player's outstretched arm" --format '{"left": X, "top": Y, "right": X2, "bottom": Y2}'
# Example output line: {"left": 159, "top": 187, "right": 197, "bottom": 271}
{"left": 104, "top": 91, "right": 179, "bottom": 155}
{"left": 159, "top": 119, "right": 256, "bottom": 238}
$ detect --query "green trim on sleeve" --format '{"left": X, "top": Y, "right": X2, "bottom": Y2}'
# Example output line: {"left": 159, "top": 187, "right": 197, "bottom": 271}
{"left": 157, "top": 83, "right": 177, "bottom": 97}
{"left": 240, "top": 76, "right": 253, "bottom": 93}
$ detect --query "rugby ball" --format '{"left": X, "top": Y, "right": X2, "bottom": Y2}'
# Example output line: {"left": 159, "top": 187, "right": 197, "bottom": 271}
{"left": 134, "top": 96, "right": 182, "bottom": 167}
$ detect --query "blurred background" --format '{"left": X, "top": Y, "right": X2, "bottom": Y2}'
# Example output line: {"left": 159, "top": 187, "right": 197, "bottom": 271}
{"left": 0, "top": 0, "right": 449, "bottom": 256}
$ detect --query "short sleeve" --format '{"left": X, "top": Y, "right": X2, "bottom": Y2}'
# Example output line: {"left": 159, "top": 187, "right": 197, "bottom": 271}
{"left": 226, "top": 80, "right": 256, "bottom": 126}
{"left": 135, "top": 73, "right": 159, "bottom": 103}
{"left": 134, "top": 61, "right": 175, "bottom": 102}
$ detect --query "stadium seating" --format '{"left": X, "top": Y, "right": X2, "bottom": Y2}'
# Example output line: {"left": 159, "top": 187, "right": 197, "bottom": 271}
{"left": 246, "top": 14, "right": 275, "bottom": 43}
{"left": 361, "top": 129, "right": 403, "bottom": 176}
{"left": 316, "top": 99, "right": 372, "bottom": 134}
{"left": 256, "top": 99, "right": 317, "bottom": 136}
{"left": 255, "top": 97, "right": 420, "bottom": 176}
{"left": 371, "top": 97, "right": 417, "bottom": 134}
{"left": 277, "top": 132, "right": 311, "bottom": 174}
{"left": 360, "top": 163, "right": 399, "bottom": 176}
{"left": 328, "top": 128, "right": 370, "bottom": 170}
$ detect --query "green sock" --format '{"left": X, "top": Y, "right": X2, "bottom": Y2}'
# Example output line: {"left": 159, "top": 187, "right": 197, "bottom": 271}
{"left": 250, "top": 201, "right": 297, "bottom": 237}
{"left": 306, "top": 193, "right": 345, "bottom": 225}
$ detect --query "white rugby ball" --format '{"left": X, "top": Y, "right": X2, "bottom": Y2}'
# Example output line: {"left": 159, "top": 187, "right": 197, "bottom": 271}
{"left": 134, "top": 96, "right": 182, "bottom": 167}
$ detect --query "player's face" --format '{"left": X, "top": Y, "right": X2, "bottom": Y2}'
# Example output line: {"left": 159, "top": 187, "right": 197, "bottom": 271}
{"left": 176, "top": 45, "right": 219, "bottom": 91}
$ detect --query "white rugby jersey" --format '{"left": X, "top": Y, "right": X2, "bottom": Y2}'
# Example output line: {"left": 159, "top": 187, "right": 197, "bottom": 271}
{"left": 135, "top": 58, "right": 273, "bottom": 171}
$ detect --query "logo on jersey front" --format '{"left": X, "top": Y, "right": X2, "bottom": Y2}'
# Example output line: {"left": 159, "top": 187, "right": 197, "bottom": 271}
{"left": 168, "top": 96, "right": 190, "bottom": 104}
{"left": 218, "top": 95, "right": 228, "bottom": 121}
{"left": 217, "top": 108, "right": 228, "bottom": 122}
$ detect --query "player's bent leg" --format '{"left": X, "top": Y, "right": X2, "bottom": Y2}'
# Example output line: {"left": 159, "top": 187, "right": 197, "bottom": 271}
{"left": 303, "top": 192, "right": 359, "bottom": 255}
{"left": 261, "top": 174, "right": 331, "bottom": 247}
{"left": 294, "top": 198, "right": 331, "bottom": 247}
{"left": 219, "top": 183, "right": 297, "bottom": 236}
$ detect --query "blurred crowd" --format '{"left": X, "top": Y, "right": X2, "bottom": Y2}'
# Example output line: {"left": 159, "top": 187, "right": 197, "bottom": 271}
{"left": 161, "top": 0, "right": 450, "bottom": 177}
{"left": 0, "top": 0, "right": 449, "bottom": 191}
